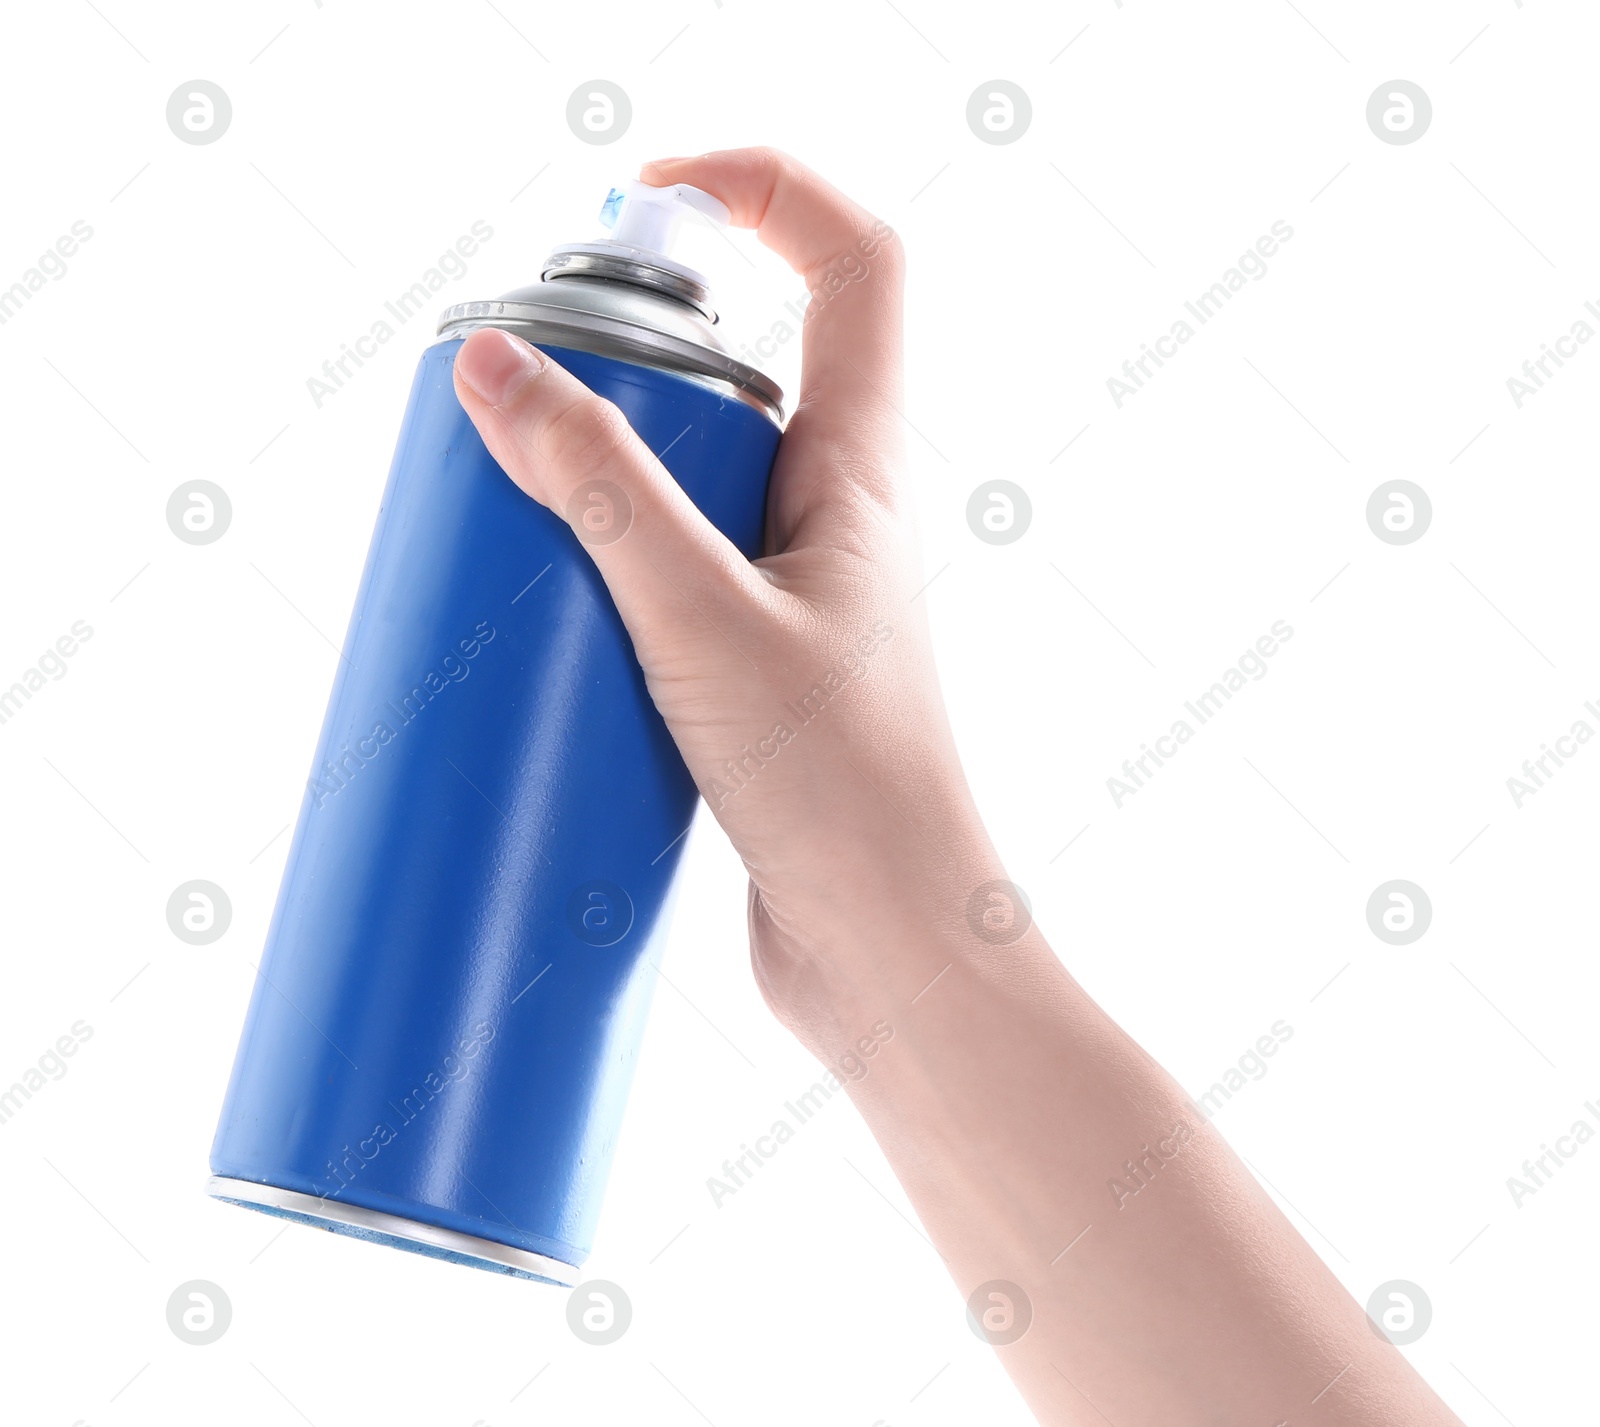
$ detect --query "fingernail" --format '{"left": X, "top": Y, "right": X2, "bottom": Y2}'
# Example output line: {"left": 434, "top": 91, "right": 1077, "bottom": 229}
{"left": 457, "top": 328, "right": 545, "bottom": 407}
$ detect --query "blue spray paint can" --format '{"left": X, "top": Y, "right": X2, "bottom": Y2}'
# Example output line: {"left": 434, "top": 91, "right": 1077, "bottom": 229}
{"left": 208, "top": 182, "right": 781, "bottom": 1283}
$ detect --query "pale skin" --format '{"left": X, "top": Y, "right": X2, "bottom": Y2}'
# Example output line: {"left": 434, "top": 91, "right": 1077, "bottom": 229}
{"left": 452, "top": 148, "right": 1464, "bottom": 1427}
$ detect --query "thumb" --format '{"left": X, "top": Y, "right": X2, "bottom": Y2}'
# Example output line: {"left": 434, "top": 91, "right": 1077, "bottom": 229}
{"left": 452, "top": 326, "right": 765, "bottom": 650}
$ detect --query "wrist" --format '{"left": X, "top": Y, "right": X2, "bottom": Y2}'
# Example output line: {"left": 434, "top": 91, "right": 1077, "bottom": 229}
{"left": 748, "top": 799, "right": 1035, "bottom": 1058}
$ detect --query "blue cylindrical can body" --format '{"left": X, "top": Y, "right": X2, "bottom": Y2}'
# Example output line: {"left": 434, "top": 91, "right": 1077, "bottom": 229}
{"left": 209, "top": 338, "right": 777, "bottom": 1278}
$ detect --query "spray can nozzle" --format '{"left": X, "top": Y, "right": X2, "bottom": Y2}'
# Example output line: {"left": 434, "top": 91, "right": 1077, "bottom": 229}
{"left": 598, "top": 180, "right": 731, "bottom": 259}
{"left": 541, "top": 180, "right": 731, "bottom": 322}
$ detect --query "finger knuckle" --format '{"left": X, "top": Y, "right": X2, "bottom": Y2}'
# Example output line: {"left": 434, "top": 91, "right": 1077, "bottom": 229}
{"left": 750, "top": 144, "right": 795, "bottom": 176}
{"left": 538, "top": 391, "right": 633, "bottom": 473}
{"left": 871, "top": 224, "right": 906, "bottom": 277}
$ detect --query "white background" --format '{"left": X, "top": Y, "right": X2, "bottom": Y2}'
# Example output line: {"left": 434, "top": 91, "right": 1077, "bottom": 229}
{"left": 0, "top": 1, "right": 1593, "bottom": 1423}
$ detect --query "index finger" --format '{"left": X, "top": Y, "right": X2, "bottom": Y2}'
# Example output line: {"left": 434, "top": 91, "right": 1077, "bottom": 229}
{"left": 641, "top": 149, "right": 904, "bottom": 435}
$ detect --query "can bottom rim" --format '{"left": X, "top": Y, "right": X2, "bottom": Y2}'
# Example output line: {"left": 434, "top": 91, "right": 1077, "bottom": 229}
{"left": 205, "top": 1176, "right": 578, "bottom": 1286}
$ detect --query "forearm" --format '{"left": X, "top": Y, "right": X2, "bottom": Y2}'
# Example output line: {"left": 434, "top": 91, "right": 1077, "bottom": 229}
{"left": 766, "top": 821, "right": 1463, "bottom": 1427}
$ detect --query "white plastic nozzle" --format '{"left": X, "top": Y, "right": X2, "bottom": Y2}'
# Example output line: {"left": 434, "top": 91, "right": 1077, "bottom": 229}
{"left": 598, "top": 180, "right": 731, "bottom": 258}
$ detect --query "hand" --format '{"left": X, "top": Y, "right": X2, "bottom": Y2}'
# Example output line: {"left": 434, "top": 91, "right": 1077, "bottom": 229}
{"left": 452, "top": 147, "right": 997, "bottom": 1042}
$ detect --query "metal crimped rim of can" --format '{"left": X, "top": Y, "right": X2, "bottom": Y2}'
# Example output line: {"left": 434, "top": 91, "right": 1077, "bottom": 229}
{"left": 205, "top": 1175, "right": 580, "bottom": 1285}
{"left": 435, "top": 299, "right": 785, "bottom": 422}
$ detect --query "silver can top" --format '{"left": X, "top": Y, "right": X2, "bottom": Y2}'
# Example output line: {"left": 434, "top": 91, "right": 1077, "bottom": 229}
{"left": 438, "top": 182, "right": 783, "bottom": 423}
